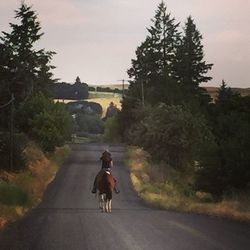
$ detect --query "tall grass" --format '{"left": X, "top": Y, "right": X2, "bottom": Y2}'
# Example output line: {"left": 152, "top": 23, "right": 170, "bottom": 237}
{"left": 127, "top": 146, "right": 250, "bottom": 222}
{"left": 0, "top": 143, "right": 71, "bottom": 229}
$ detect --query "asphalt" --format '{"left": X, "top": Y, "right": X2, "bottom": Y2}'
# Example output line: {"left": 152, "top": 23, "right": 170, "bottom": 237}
{"left": 0, "top": 143, "right": 250, "bottom": 250}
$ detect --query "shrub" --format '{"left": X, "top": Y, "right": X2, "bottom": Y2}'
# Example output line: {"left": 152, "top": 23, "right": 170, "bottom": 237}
{"left": 17, "top": 93, "right": 72, "bottom": 152}
{"left": 0, "top": 133, "right": 28, "bottom": 171}
{"left": 103, "top": 116, "right": 121, "bottom": 142}
{"left": 75, "top": 113, "right": 104, "bottom": 134}
{"left": 0, "top": 180, "right": 29, "bottom": 205}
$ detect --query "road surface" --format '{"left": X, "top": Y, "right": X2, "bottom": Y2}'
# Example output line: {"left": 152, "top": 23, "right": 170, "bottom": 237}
{"left": 0, "top": 143, "right": 250, "bottom": 250}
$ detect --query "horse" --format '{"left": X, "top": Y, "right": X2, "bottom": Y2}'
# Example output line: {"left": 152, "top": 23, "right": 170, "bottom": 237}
{"left": 96, "top": 169, "right": 116, "bottom": 213}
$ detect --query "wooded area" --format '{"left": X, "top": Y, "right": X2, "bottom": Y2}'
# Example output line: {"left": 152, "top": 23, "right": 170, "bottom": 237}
{"left": 114, "top": 2, "right": 250, "bottom": 197}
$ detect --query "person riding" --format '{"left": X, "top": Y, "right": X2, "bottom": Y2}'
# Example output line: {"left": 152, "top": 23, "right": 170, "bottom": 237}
{"left": 91, "top": 150, "right": 120, "bottom": 194}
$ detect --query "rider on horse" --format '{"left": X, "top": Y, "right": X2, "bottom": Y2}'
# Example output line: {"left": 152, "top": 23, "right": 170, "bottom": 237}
{"left": 91, "top": 150, "right": 120, "bottom": 194}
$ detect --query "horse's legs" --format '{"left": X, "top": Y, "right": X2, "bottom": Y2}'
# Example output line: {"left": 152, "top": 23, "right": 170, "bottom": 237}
{"left": 108, "top": 199, "right": 112, "bottom": 212}
{"left": 99, "top": 194, "right": 105, "bottom": 211}
{"left": 104, "top": 197, "right": 110, "bottom": 212}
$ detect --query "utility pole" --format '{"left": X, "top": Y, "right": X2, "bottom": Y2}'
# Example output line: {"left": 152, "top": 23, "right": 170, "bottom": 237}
{"left": 141, "top": 80, "right": 145, "bottom": 108}
{"left": 10, "top": 93, "right": 15, "bottom": 171}
{"left": 117, "top": 79, "right": 129, "bottom": 99}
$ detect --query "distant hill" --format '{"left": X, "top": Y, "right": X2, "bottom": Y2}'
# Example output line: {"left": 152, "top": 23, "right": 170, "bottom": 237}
{"left": 204, "top": 87, "right": 250, "bottom": 101}
{"left": 89, "top": 84, "right": 129, "bottom": 91}
{"left": 89, "top": 84, "right": 250, "bottom": 101}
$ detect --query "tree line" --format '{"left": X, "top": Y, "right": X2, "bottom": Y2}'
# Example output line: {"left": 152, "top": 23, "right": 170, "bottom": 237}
{"left": 116, "top": 1, "right": 250, "bottom": 197}
{"left": 0, "top": 3, "right": 72, "bottom": 170}
{"left": 52, "top": 76, "right": 89, "bottom": 100}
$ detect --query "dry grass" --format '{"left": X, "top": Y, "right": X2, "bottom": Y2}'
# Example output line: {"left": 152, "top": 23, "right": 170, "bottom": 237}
{"left": 127, "top": 146, "right": 250, "bottom": 222}
{"left": 88, "top": 92, "right": 122, "bottom": 116}
{"left": 0, "top": 143, "right": 71, "bottom": 230}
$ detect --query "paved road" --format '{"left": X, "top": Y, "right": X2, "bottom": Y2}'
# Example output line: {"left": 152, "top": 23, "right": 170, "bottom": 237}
{"left": 0, "top": 143, "right": 250, "bottom": 250}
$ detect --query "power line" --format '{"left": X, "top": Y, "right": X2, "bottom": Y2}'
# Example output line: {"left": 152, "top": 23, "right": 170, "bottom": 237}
{"left": 117, "top": 79, "right": 129, "bottom": 99}
{"left": 0, "top": 96, "right": 15, "bottom": 109}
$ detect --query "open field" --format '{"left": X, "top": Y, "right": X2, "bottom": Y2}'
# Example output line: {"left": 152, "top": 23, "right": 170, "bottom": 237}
{"left": 55, "top": 92, "right": 122, "bottom": 117}
{"left": 88, "top": 92, "right": 122, "bottom": 116}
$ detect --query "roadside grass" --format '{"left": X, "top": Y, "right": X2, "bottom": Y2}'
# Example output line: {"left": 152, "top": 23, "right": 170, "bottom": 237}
{"left": 0, "top": 143, "right": 71, "bottom": 229}
{"left": 127, "top": 146, "right": 250, "bottom": 222}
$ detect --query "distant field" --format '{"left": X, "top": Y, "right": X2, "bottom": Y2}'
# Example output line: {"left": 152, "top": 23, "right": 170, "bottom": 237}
{"left": 88, "top": 91, "right": 122, "bottom": 116}
{"left": 54, "top": 99, "right": 76, "bottom": 104}
{"left": 55, "top": 92, "right": 122, "bottom": 117}
{"left": 205, "top": 87, "right": 250, "bottom": 101}
{"left": 89, "top": 84, "right": 129, "bottom": 90}
{"left": 55, "top": 87, "right": 249, "bottom": 114}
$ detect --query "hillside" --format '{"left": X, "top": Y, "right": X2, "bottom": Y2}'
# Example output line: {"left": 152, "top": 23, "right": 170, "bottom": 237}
{"left": 205, "top": 87, "right": 250, "bottom": 101}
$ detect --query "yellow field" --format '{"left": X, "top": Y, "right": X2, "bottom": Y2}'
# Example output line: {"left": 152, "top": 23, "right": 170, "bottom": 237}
{"left": 54, "top": 92, "right": 122, "bottom": 117}
{"left": 88, "top": 92, "right": 122, "bottom": 117}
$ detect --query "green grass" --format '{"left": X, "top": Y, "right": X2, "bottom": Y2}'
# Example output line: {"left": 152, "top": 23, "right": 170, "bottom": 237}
{"left": 0, "top": 180, "right": 29, "bottom": 206}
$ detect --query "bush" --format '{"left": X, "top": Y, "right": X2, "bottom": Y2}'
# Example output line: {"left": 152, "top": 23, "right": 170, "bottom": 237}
{"left": 103, "top": 116, "right": 121, "bottom": 142}
{"left": 0, "top": 133, "right": 28, "bottom": 171}
{"left": 0, "top": 180, "right": 29, "bottom": 205}
{"left": 17, "top": 93, "right": 72, "bottom": 152}
{"left": 75, "top": 113, "right": 104, "bottom": 134}
{"left": 126, "top": 104, "right": 214, "bottom": 169}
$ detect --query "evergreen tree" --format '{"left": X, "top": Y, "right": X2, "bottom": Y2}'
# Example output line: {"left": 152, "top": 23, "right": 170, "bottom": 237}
{"left": 173, "top": 16, "right": 213, "bottom": 94}
{"left": 75, "top": 76, "right": 81, "bottom": 85}
{"left": 128, "top": 1, "right": 180, "bottom": 83}
{"left": 217, "top": 79, "right": 234, "bottom": 103}
{"left": 0, "top": 3, "right": 55, "bottom": 104}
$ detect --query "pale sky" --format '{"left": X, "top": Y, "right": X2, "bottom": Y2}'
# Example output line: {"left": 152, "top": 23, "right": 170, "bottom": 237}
{"left": 0, "top": 0, "right": 250, "bottom": 87}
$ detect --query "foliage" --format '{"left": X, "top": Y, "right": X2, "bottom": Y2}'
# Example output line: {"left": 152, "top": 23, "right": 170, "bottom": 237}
{"left": 120, "top": 2, "right": 212, "bottom": 139}
{"left": 75, "top": 113, "right": 104, "bottom": 134}
{"left": 95, "top": 86, "right": 124, "bottom": 94}
{"left": 104, "top": 102, "right": 119, "bottom": 120}
{"left": 128, "top": 1, "right": 180, "bottom": 82}
{"left": 126, "top": 104, "right": 213, "bottom": 169}
{"left": 17, "top": 93, "right": 72, "bottom": 152}
{"left": 0, "top": 180, "right": 29, "bottom": 205}
{"left": 66, "top": 101, "right": 102, "bottom": 116}
{"left": 0, "top": 133, "right": 28, "bottom": 171}
{"left": 127, "top": 146, "right": 250, "bottom": 221}
{"left": 196, "top": 84, "right": 250, "bottom": 195}
{"left": 0, "top": 3, "right": 55, "bottom": 105}
{"left": 103, "top": 116, "right": 121, "bottom": 142}
{"left": 52, "top": 77, "right": 89, "bottom": 100}
{"left": 173, "top": 16, "right": 213, "bottom": 94}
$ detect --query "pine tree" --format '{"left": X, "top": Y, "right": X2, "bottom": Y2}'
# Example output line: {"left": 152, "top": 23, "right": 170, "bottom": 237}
{"left": 75, "top": 76, "right": 81, "bottom": 84}
{"left": 0, "top": 3, "right": 55, "bottom": 104}
{"left": 128, "top": 1, "right": 180, "bottom": 83}
{"left": 217, "top": 79, "right": 233, "bottom": 103}
{"left": 173, "top": 16, "right": 213, "bottom": 94}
